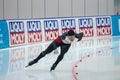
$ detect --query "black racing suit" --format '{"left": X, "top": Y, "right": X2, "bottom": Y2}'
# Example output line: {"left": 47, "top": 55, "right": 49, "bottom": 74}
{"left": 28, "top": 32, "right": 84, "bottom": 71}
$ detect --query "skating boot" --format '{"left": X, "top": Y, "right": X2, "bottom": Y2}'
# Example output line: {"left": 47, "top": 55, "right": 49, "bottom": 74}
{"left": 26, "top": 59, "right": 38, "bottom": 67}
{"left": 50, "top": 64, "right": 56, "bottom": 71}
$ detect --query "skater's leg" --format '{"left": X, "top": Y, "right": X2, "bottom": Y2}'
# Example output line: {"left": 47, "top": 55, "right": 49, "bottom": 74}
{"left": 50, "top": 44, "right": 71, "bottom": 71}
{"left": 27, "top": 41, "right": 59, "bottom": 67}
{"left": 34, "top": 42, "right": 57, "bottom": 62}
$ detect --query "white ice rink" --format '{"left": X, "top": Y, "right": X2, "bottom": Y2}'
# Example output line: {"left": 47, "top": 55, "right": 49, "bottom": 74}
{"left": 0, "top": 36, "right": 120, "bottom": 80}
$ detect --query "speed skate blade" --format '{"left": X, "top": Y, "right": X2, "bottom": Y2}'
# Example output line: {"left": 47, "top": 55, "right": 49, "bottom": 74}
{"left": 25, "top": 65, "right": 29, "bottom": 68}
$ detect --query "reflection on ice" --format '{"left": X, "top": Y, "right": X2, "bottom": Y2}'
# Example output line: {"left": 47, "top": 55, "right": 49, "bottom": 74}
{"left": 0, "top": 36, "right": 120, "bottom": 80}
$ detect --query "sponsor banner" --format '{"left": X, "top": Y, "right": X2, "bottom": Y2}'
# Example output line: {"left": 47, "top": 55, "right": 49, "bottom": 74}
{"left": 0, "top": 49, "right": 9, "bottom": 76}
{"left": 0, "top": 20, "right": 9, "bottom": 48}
{"left": 61, "top": 19, "right": 76, "bottom": 33}
{"left": 0, "top": 16, "right": 114, "bottom": 49}
{"left": 96, "top": 16, "right": 112, "bottom": 36}
{"left": 27, "top": 20, "right": 42, "bottom": 43}
{"left": 44, "top": 19, "right": 59, "bottom": 41}
{"left": 7, "top": 20, "right": 25, "bottom": 46}
{"left": 78, "top": 18, "right": 94, "bottom": 37}
{"left": 111, "top": 16, "right": 120, "bottom": 36}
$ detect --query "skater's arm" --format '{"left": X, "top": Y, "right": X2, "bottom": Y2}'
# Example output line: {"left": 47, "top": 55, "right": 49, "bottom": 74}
{"left": 60, "top": 32, "right": 68, "bottom": 40}
{"left": 75, "top": 32, "right": 84, "bottom": 41}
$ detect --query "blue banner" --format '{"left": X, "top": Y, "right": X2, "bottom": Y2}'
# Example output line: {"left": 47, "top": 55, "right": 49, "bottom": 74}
{"left": 0, "top": 20, "right": 9, "bottom": 48}
{"left": 111, "top": 16, "right": 120, "bottom": 36}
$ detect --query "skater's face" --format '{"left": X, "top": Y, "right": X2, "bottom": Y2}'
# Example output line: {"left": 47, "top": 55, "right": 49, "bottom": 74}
{"left": 68, "top": 36, "right": 75, "bottom": 42}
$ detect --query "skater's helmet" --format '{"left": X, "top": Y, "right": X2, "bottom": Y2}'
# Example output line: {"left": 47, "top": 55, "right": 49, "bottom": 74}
{"left": 68, "top": 30, "right": 75, "bottom": 36}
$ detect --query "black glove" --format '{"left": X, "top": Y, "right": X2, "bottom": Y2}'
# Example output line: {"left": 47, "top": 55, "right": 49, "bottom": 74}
{"left": 77, "top": 32, "right": 84, "bottom": 41}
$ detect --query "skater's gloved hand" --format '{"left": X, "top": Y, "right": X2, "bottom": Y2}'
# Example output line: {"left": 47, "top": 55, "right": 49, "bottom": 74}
{"left": 54, "top": 49, "right": 58, "bottom": 54}
{"left": 77, "top": 32, "right": 84, "bottom": 41}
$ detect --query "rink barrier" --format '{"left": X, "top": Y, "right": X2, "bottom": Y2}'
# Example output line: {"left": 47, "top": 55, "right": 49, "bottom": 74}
{"left": 0, "top": 16, "right": 113, "bottom": 48}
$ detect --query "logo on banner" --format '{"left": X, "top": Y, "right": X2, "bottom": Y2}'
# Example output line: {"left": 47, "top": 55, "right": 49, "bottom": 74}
{"left": 96, "top": 17, "right": 111, "bottom": 36}
{"left": 27, "top": 21, "right": 42, "bottom": 43}
{"left": 61, "top": 19, "right": 76, "bottom": 33}
{"left": 9, "top": 21, "right": 25, "bottom": 45}
{"left": 44, "top": 20, "right": 59, "bottom": 41}
{"left": 78, "top": 18, "right": 93, "bottom": 37}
